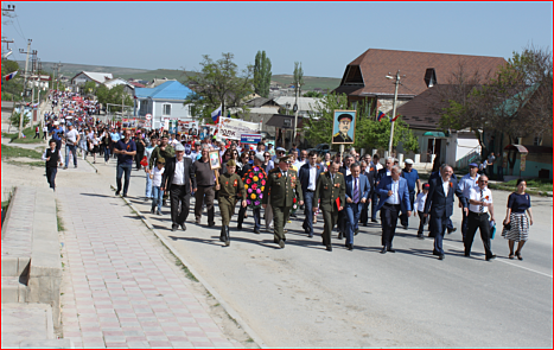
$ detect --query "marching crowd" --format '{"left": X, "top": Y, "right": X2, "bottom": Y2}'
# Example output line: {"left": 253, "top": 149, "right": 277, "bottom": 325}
{"left": 41, "top": 90, "right": 535, "bottom": 261}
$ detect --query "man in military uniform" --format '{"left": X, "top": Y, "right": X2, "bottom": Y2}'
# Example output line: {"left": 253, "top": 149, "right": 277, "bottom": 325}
{"left": 333, "top": 113, "right": 354, "bottom": 143}
{"left": 216, "top": 159, "right": 247, "bottom": 246}
{"left": 149, "top": 134, "right": 175, "bottom": 205}
{"left": 313, "top": 161, "right": 345, "bottom": 251}
{"left": 262, "top": 155, "right": 304, "bottom": 248}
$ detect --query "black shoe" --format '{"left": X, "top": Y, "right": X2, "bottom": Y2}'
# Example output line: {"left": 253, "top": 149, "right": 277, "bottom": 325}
{"left": 371, "top": 219, "right": 378, "bottom": 223}
{"left": 354, "top": 229, "right": 359, "bottom": 236}
{"left": 402, "top": 225, "right": 408, "bottom": 230}
{"left": 122, "top": 193, "right": 127, "bottom": 198}
{"left": 346, "top": 244, "right": 353, "bottom": 251}
{"left": 208, "top": 222, "right": 215, "bottom": 228}
{"left": 362, "top": 223, "right": 367, "bottom": 227}
{"left": 224, "top": 239, "right": 230, "bottom": 247}
{"left": 380, "top": 247, "right": 387, "bottom": 254}
{"left": 417, "top": 234, "right": 424, "bottom": 240}
{"left": 254, "top": 229, "right": 261, "bottom": 234}
{"left": 115, "top": 191, "right": 120, "bottom": 196}
{"left": 150, "top": 208, "right": 155, "bottom": 214}
{"left": 338, "top": 232, "right": 343, "bottom": 240}
{"left": 438, "top": 254, "right": 445, "bottom": 260}
{"left": 387, "top": 248, "right": 396, "bottom": 253}
{"left": 486, "top": 254, "right": 496, "bottom": 261}
{"left": 278, "top": 240, "right": 285, "bottom": 249}
{"left": 326, "top": 246, "right": 332, "bottom": 252}
{"left": 181, "top": 223, "right": 187, "bottom": 231}
{"left": 171, "top": 224, "right": 179, "bottom": 232}
{"left": 308, "top": 233, "right": 313, "bottom": 238}
{"left": 464, "top": 252, "right": 470, "bottom": 257}
{"left": 447, "top": 227, "right": 457, "bottom": 234}
{"left": 219, "top": 233, "right": 225, "bottom": 242}
{"left": 237, "top": 224, "right": 243, "bottom": 231}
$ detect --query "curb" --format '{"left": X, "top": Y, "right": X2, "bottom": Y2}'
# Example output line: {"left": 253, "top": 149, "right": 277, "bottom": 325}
{"left": 110, "top": 185, "right": 267, "bottom": 349}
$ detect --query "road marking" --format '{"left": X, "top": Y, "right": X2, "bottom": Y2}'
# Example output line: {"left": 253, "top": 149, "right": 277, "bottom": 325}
{"left": 441, "top": 240, "right": 553, "bottom": 279}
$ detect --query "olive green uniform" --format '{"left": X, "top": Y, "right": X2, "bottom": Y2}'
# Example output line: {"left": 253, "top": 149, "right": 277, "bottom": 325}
{"left": 217, "top": 173, "right": 246, "bottom": 226}
{"left": 262, "top": 168, "right": 303, "bottom": 244}
{"left": 313, "top": 171, "right": 345, "bottom": 249}
{"left": 149, "top": 145, "right": 175, "bottom": 169}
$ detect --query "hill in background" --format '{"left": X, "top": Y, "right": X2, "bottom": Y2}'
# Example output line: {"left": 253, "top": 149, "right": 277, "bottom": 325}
{"left": 29, "top": 61, "right": 341, "bottom": 91}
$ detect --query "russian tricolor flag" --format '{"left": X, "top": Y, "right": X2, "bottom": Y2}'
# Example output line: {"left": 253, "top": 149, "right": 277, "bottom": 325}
{"left": 4, "top": 70, "right": 18, "bottom": 81}
{"left": 377, "top": 110, "right": 386, "bottom": 122}
{"left": 211, "top": 104, "right": 222, "bottom": 124}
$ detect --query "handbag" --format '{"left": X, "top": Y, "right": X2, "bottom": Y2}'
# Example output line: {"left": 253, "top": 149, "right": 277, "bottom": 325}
{"left": 501, "top": 222, "right": 511, "bottom": 237}
{"left": 490, "top": 220, "right": 496, "bottom": 240}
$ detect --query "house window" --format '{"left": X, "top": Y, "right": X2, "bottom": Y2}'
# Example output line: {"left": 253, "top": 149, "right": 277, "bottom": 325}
{"left": 163, "top": 104, "right": 171, "bottom": 116}
{"left": 424, "top": 68, "right": 437, "bottom": 88}
{"left": 534, "top": 136, "right": 542, "bottom": 146}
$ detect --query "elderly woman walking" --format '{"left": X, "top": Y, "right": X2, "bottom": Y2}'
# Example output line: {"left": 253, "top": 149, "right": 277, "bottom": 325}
{"left": 502, "top": 179, "right": 534, "bottom": 260}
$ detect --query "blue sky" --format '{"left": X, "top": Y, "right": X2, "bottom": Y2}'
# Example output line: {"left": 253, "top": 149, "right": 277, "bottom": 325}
{"left": 2, "top": 1, "right": 552, "bottom": 77}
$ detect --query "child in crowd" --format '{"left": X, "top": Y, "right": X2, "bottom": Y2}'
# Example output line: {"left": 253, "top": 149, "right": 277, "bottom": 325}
{"left": 414, "top": 183, "right": 430, "bottom": 239}
{"left": 150, "top": 157, "right": 165, "bottom": 215}
{"left": 42, "top": 139, "right": 64, "bottom": 191}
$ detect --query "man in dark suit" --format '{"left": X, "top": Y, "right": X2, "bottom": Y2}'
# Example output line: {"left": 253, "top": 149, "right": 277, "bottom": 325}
{"left": 161, "top": 143, "right": 197, "bottom": 232}
{"left": 372, "top": 157, "right": 394, "bottom": 222}
{"left": 338, "top": 154, "right": 355, "bottom": 239}
{"left": 344, "top": 163, "right": 370, "bottom": 250}
{"left": 423, "top": 164, "right": 467, "bottom": 260}
{"left": 375, "top": 165, "right": 412, "bottom": 253}
{"left": 360, "top": 155, "right": 376, "bottom": 226}
{"left": 299, "top": 151, "right": 324, "bottom": 237}
{"left": 313, "top": 161, "right": 345, "bottom": 251}
{"left": 429, "top": 169, "right": 458, "bottom": 234}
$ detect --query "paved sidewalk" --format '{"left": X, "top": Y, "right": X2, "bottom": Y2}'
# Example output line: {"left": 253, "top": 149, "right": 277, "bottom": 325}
{"left": 56, "top": 185, "right": 242, "bottom": 349}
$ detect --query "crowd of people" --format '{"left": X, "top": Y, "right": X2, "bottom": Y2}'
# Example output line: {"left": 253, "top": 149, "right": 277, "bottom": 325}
{"left": 41, "top": 90, "right": 535, "bottom": 260}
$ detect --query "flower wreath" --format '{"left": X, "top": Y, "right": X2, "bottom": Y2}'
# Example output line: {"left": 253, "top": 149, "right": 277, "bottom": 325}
{"left": 242, "top": 166, "right": 266, "bottom": 209}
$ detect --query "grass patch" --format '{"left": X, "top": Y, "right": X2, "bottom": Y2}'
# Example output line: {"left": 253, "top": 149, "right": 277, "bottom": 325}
{"left": 488, "top": 178, "right": 552, "bottom": 195}
{"left": 174, "top": 258, "right": 199, "bottom": 282}
{"left": 56, "top": 201, "right": 65, "bottom": 232}
{"left": 6, "top": 160, "right": 44, "bottom": 167}
{"left": 1, "top": 144, "right": 43, "bottom": 159}
{"left": 3, "top": 124, "right": 44, "bottom": 144}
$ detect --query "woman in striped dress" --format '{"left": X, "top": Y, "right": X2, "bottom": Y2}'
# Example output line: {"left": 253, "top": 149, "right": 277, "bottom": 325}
{"left": 502, "top": 179, "right": 534, "bottom": 260}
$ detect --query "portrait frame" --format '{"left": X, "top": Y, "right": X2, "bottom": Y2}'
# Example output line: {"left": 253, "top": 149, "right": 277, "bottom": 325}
{"left": 208, "top": 150, "right": 221, "bottom": 170}
{"left": 331, "top": 109, "right": 356, "bottom": 145}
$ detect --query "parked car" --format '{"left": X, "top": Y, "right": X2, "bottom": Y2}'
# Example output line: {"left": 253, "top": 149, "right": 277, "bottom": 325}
{"left": 307, "top": 143, "right": 332, "bottom": 157}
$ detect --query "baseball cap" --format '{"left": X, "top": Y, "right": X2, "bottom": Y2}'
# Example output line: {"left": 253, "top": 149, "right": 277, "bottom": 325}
{"left": 469, "top": 163, "right": 479, "bottom": 167}
{"left": 423, "top": 183, "right": 430, "bottom": 189}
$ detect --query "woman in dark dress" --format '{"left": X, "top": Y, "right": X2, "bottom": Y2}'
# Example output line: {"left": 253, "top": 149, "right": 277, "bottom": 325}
{"left": 502, "top": 179, "right": 534, "bottom": 260}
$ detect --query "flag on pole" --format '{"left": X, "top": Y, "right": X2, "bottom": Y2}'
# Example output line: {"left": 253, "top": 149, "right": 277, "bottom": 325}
{"left": 391, "top": 114, "right": 400, "bottom": 122}
{"left": 211, "top": 104, "right": 222, "bottom": 124}
{"left": 4, "top": 71, "right": 18, "bottom": 81}
{"left": 377, "top": 110, "right": 387, "bottom": 122}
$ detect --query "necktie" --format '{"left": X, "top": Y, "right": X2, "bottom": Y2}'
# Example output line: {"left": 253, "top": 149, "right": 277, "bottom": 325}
{"left": 353, "top": 178, "right": 359, "bottom": 203}
{"left": 480, "top": 189, "right": 484, "bottom": 213}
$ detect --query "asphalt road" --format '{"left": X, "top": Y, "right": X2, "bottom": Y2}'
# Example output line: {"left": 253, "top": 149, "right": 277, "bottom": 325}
{"left": 106, "top": 163, "right": 552, "bottom": 348}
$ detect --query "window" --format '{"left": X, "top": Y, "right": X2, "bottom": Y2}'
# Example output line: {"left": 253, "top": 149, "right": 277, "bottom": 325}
{"left": 534, "top": 136, "right": 542, "bottom": 146}
{"left": 163, "top": 104, "right": 171, "bottom": 116}
{"left": 424, "top": 68, "right": 437, "bottom": 88}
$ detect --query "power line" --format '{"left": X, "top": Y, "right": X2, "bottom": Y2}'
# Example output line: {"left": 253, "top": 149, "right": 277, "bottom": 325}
{"left": 14, "top": 12, "right": 26, "bottom": 41}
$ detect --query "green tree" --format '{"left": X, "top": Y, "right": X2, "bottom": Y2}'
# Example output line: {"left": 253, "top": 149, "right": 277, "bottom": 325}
{"left": 1, "top": 59, "right": 22, "bottom": 101}
{"left": 184, "top": 53, "right": 253, "bottom": 124}
{"left": 253, "top": 51, "right": 272, "bottom": 98}
{"left": 303, "top": 93, "right": 419, "bottom": 153}
{"left": 96, "top": 85, "right": 133, "bottom": 113}
{"left": 293, "top": 62, "right": 304, "bottom": 97}
{"left": 9, "top": 112, "right": 29, "bottom": 130}
{"left": 82, "top": 81, "right": 97, "bottom": 95}
{"left": 303, "top": 91, "right": 323, "bottom": 98}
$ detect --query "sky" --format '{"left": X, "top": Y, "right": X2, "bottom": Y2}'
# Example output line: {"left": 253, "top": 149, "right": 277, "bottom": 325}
{"left": 1, "top": 1, "right": 552, "bottom": 78}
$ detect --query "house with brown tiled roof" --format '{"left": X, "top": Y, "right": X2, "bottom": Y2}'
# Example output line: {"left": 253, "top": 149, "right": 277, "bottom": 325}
{"left": 334, "top": 48, "right": 506, "bottom": 115}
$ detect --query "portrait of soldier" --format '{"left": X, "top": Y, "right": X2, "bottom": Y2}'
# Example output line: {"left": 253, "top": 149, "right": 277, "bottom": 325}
{"left": 333, "top": 113, "right": 354, "bottom": 143}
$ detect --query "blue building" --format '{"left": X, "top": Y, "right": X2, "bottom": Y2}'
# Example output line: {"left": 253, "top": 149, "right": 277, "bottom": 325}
{"left": 134, "top": 81, "right": 194, "bottom": 129}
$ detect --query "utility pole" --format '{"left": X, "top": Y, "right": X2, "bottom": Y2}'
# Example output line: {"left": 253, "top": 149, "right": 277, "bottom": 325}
{"left": 387, "top": 70, "right": 402, "bottom": 155}
{"left": 18, "top": 39, "right": 32, "bottom": 139}
{"left": 52, "top": 62, "right": 63, "bottom": 91}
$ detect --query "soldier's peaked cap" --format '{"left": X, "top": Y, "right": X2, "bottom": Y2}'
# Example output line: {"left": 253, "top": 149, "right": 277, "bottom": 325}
{"left": 338, "top": 113, "right": 353, "bottom": 122}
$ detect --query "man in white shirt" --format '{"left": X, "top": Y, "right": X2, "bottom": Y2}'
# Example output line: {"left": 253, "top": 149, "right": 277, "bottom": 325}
{"left": 465, "top": 175, "right": 496, "bottom": 261}
{"left": 63, "top": 122, "right": 80, "bottom": 169}
{"left": 458, "top": 162, "right": 480, "bottom": 240}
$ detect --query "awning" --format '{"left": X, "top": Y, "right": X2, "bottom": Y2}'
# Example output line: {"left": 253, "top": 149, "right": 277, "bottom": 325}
{"left": 504, "top": 144, "right": 528, "bottom": 153}
{"left": 423, "top": 131, "right": 446, "bottom": 137}
{"left": 266, "top": 114, "right": 304, "bottom": 129}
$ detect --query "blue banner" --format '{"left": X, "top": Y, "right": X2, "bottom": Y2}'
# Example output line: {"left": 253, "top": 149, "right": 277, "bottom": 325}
{"left": 241, "top": 134, "right": 262, "bottom": 144}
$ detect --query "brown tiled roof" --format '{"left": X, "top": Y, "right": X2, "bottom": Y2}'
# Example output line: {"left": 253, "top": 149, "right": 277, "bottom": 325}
{"left": 396, "top": 85, "right": 447, "bottom": 130}
{"left": 335, "top": 49, "right": 507, "bottom": 97}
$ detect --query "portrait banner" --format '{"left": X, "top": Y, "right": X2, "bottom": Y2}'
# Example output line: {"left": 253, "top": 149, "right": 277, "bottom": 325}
{"left": 331, "top": 110, "right": 356, "bottom": 144}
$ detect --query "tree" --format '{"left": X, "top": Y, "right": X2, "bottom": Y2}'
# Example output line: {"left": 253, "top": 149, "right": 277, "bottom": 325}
{"left": 9, "top": 111, "right": 29, "bottom": 130}
{"left": 184, "top": 53, "right": 253, "bottom": 124}
{"left": 82, "top": 81, "right": 97, "bottom": 95}
{"left": 293, "top": 62, "right": 304, "bottom": 97}
{"left": 253, "top": 51, "right": 272, "bottom": 98}
{"left": 95, "top": 85, "right": 133, "bottom": 113}
{"left": 1, "top": 59, "right": 22, "bottom": 101}
{"left": 303, "top": 91, "right": 323, "bottom": 98}
{"left": 303, "top": 93, "right": 419, "bottom": 153}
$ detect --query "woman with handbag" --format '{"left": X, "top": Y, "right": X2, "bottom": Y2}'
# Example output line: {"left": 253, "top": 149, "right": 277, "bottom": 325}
{"left": 502, "top": 179, "right": 534, "bottom": 260}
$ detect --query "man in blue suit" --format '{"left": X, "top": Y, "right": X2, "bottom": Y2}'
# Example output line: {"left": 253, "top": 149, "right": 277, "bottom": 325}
{"left": 344, "top": 163, "right": 370, "bottom": 250}
{"left": 424, "top": 164, "right": 467, "bottom": 260}
{"left": 375, "top": 165, "right": 412, "bottom": 253}
{"left": 299, "top": 151, "right": 324, "bottom": 237}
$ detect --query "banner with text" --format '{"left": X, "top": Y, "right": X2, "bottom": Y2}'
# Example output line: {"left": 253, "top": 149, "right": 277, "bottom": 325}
{"left": 218, "top": 117, "right": 261, "bottom": 141}
{"left": 241, "top": 134, "right": 262, "bottom": 144}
